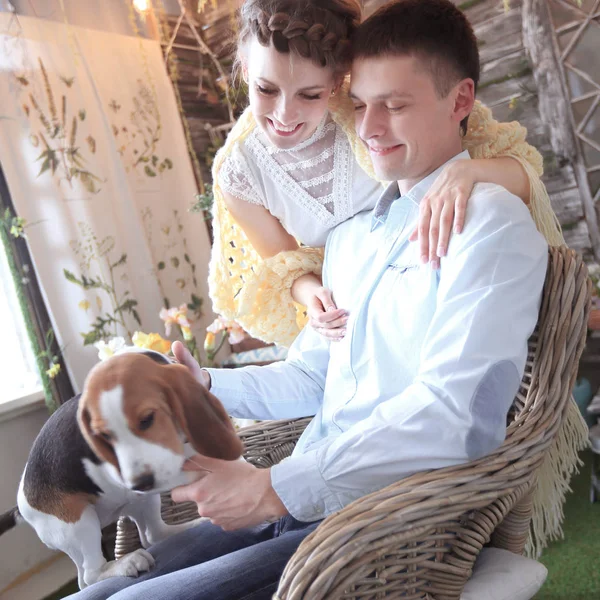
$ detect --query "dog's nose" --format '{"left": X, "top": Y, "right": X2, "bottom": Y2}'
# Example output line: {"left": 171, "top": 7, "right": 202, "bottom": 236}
{"left": 131, "top": 473, "right": 155, "bottom": 492}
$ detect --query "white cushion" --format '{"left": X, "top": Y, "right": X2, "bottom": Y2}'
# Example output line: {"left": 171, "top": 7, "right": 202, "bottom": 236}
{"left": 460, "top": 547, "right": 548, "bottom": 600}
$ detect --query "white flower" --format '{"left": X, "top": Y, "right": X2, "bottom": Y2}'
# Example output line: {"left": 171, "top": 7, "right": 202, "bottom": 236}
{"left": 94, "top": 336, "right": 126, "bottom": 361}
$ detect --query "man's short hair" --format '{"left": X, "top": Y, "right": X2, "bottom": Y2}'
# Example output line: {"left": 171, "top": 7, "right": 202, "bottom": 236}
{"left": 353, "top": 0, "right": 480, "bottom": 128}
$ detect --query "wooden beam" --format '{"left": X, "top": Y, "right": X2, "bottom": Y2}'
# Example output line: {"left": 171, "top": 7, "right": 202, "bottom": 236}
{"left": 522, "top": 0, "right": 577, "bottom": 161}
{"left": 522, "top": 0, "right": 600, "bottom": 259}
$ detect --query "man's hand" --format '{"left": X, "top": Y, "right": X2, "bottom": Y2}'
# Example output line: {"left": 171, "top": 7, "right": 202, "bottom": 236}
{"left": 171, "top": 455, "right": 289, "bottom": 531}
{"left": 172, "top": 340, "right": 211, "bottom": 388}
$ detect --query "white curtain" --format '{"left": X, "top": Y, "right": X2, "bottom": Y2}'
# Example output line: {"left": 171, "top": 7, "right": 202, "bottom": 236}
{"left": 0, "top": 13, "right": 214, "bottom": 392}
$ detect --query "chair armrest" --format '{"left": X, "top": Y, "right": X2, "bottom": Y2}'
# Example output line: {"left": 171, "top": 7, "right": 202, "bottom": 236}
{"left": 276, "top": 453, "right": 534, "bottom": 600}
{"left": 239, "top": 417, "right": 312, "bottom": 468}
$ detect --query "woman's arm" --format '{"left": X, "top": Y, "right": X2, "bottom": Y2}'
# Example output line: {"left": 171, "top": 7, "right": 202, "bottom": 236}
{"left": 223, "top": 190, "right": 299, "bottom": 258}
{"left": 223, "top": 191, "right": 347, "bottom": 339}
{"left": 410, "top": 156, "right": 530, "bottom": 267}
{"left": 466, "top": 157, "right": 530, "bottom": 203}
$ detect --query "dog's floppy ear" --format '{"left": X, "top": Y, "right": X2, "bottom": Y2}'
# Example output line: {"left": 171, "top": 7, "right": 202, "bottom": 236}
{"left": 161, "top": 364, "right": 243, "bottom": 460}
{"left": 77, "top": 394, "right": 120, "bottom": 469}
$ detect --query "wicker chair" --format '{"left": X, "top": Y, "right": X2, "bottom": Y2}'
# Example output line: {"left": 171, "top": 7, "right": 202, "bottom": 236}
{"left": 115, "top": 245, "right": 591, "bottom": 599}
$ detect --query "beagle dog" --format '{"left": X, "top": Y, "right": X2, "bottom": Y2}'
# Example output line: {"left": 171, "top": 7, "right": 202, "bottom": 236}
{"left": 13, "top": 349, "right": 243, "bottom": 589}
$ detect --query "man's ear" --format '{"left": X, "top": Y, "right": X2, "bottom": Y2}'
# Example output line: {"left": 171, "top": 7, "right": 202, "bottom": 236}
{"left": 451, "top": 78, "right": 475, "bottom": 126}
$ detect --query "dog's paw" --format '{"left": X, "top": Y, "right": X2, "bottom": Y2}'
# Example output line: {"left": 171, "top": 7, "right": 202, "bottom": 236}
{"left": 95, "top": 549, "right": 155, "bottom": 582}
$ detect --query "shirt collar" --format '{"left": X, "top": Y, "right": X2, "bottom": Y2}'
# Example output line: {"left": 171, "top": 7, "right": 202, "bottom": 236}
{"left": 370, "top": 150, "right": 471, "bottom": 230}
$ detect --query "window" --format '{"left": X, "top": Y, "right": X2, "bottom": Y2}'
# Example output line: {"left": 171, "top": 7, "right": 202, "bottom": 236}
{"left": 0, "top": 234, "right": 41, "bottom": 404}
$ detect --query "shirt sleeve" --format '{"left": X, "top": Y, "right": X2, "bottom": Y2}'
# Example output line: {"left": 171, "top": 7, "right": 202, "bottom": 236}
{"left": 271, "top": 184, "right": 549, "bottom": 522}
{"left": 205, "top": 318, "right": 330, "bottom": 421}
{"left": 218, "top": 143, "right": 265, "bottom": 206}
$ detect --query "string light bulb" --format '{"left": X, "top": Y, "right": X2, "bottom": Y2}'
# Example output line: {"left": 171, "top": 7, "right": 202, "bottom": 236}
{"left": 133, "top": 0, "right": 150, "bottom": 13}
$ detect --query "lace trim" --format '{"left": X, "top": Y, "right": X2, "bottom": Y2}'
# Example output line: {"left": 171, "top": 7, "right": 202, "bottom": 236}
{"left": 281, "top": 146, "right": 335, "bottom": 172}
{"left": 246, "top": 129, "right": 338, "bottom": 228}
{"left": 302, "top": 170, "right": 335, "bottom": 189}
{"left": 219, "top": 146, "right": 264, "bottom": 206}
{"left": 332, "top": 123, "right": 354, "bottom": 222}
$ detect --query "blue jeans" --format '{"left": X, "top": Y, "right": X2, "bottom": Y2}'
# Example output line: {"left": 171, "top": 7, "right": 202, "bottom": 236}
{"left": 66, "top": 516, "right": 320, "bottom": 600}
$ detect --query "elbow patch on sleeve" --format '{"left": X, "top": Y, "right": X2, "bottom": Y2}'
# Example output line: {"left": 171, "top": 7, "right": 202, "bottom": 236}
{"left": 466, "top": 360, "right": 520, "bottom": 460}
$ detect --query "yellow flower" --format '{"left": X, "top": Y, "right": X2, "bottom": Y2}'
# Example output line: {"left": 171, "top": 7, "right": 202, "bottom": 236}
{"left": 204, "top": 331, "right": 216, "bottom": 352}
{"left": 181, "top": 326, "right": 194, "bottom": 341}
{"left": 10, "top": 223, "right": 24, "bottom": 238}
{"left": 46, "top": 363, "right": 61, "bottom": 379}
{"left": 132, "top": 331, "right": 171, "bottom": 354}
{"left": 78, "top": 299, "right": 90, "bottom": 312}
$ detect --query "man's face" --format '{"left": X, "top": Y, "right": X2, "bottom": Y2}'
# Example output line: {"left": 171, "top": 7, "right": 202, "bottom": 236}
{"left": 350, "top": 55, "right": 463, "bottom": 188}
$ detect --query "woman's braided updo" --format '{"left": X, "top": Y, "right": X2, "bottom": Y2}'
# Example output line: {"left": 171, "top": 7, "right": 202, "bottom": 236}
{"left": 238, "top": 0, "right": 362, "bottom": 75}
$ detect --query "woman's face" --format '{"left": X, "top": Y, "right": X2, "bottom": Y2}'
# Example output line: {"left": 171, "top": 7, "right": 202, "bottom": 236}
{"left": 243, "top": 38, "right": 337, "bottom": 150}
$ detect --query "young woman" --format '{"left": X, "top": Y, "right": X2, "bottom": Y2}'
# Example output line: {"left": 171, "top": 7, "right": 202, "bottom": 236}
{"left": 208, "top": 0, "right": 564, "bottom": 347}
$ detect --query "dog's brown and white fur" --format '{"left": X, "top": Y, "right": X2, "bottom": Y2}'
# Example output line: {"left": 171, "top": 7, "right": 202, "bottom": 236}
{"left": 14, "top": 349, "right": 243, "bottom": 589}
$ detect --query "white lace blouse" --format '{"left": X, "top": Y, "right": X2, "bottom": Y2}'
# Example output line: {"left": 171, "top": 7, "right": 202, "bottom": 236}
{"left": 218, "top": 113, "right": 381, "bottom": 247}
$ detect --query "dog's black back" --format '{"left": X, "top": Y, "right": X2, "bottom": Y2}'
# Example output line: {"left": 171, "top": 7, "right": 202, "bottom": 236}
{"left": 23, "top": 395, "right": 102, "bottom": 505}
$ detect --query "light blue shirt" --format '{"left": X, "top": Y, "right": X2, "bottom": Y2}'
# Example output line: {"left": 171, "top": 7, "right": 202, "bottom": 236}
{"left": 207, "top": 151, "right": 548, "bottom": 522}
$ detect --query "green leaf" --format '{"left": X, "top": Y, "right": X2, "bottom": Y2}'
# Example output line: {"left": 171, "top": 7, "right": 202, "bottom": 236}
{"left": 132, "top": 309, "right": 141, "bottom": 325}
{"left": 187, "top": 293, "right": 203, "bottom": 317}
{"left": 111, "top": 254, "right": 127, "bottom": 269}
{"left": 36, "top": 149, "right": 49, "bottom": 162}
{"left": 80, "top": 172, "right": 96, "bottom": 194}
{"left": 70, "top": 273, "right": 110, "bottom": 293}
{"left": 164, "top": 158, "right": 173, "bottom": 169}
{"left": 118, "top": 298, "right": 138, "bottom": 310}
{"left": 184, "top": 253, "right": 191, "bottom": 263}
{"left": 144, "top": 165, "right": 156, "bottom": 177}
{"left": 190, "top": 293, "right": 202, "bottom": 307}
{"left": 81, "top": 329, "right": 104, "bottom": 346}
{"left": 63, "top": 268, "right": 84, "bottom": 287}
{"left": 170, "top": 257, "right": 180, "bottom": 268}
{"left": 79, "top": 109, "right": 86, "bottom": 121}
{"left": 38, "top": 158, "right": 51, "bottom": 177}
{"left": 48, "top": 151, "right": 59, "bottom": 175}
{"left": 152, "top": 155, "right": 158, "bottom": 166}
{"left": 157, "top": 261, "right": 165, "bottom": 270}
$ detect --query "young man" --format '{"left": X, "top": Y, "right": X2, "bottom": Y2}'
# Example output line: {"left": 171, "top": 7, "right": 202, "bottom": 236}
{"left": 70, "top": 1, "right": 547, "bottom": 598}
